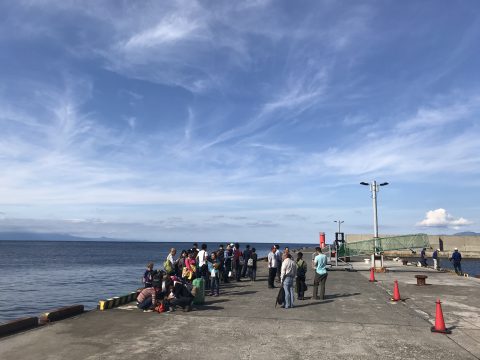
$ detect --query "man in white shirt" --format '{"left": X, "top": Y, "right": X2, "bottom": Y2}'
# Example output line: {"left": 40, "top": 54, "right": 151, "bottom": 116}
{"left": 196, "top": 244, "right": 209, "bottom": 289}
{"left": 280, "top": 253, "right": 297, "bottom": 309}
{"left": 165, "top": 248, "right": 177, "bottom": 275}
{"left": 267, "top": 246, "right": 278, "bottom": 288}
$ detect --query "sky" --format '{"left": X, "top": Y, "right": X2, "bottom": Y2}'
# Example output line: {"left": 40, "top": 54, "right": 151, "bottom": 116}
{"left": 0, "top": 0, "right": 479, "bottom": 243}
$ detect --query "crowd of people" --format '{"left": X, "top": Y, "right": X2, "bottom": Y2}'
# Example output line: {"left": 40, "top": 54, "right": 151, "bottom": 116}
{"left": 137, "top": 242, "right": 260, "bottom": 312}
{"left": 136, "top": 243, "right": 330, "bottom": 312}
{"left": 268, "top": 246, "right": 327, "bottom": 309}
{"left": 137, "top": 243, "right": 468, "bottom": 313}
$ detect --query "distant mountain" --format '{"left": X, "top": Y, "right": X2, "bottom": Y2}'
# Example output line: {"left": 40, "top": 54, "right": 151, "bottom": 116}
{"left": 0, "top": 232, "right": 117, "bottom": 241}
{"left": 453, "top": 231, "right": 480, "bottom": 236}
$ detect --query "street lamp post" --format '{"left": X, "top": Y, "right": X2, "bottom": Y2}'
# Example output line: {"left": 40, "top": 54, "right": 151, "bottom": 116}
{"left": 360, "top": 181, "right": 389, "bottom": 255}
{"left": 333, "top": 220, "right": 344, "bottom": 267}
{"left": 334, "top": 220, "right": 344, "bottom": 234}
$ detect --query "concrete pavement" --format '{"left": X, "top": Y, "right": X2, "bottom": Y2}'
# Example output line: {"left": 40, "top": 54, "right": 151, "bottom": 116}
{"left": 0, "top": 253, "right": 478, "bottom": 359}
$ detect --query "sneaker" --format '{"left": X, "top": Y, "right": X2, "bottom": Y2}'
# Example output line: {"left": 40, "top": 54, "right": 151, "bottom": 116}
{"left": 183, "top": 305, "right": 192, "bottom": 312}
{"left": 143, "top": 309, "right": 153, "bottom": 313}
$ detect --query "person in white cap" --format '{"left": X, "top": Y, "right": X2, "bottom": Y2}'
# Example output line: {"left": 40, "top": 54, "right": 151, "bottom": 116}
{"left": 432, "top": 248, "right": 440, "bottom": 270}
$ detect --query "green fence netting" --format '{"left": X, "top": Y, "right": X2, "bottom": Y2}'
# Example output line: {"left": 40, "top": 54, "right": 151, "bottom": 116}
{"left": 338, "top": 234, "right": 430, "bottom": 257}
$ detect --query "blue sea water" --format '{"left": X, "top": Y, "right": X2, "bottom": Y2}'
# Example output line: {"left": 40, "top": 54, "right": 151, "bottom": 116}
{"left": 0, "top": 240, "right": 314, "bottom": 323}
{"left": 402, "top": 256, "right": 480, "bottom": 276}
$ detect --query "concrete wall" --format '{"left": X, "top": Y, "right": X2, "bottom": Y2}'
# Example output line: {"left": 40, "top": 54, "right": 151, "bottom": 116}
{"left": 427, "top": 235, "right": 480, "bottom": 252}
{"left": 346, "top": 234, "right": 480, "bottom": 253}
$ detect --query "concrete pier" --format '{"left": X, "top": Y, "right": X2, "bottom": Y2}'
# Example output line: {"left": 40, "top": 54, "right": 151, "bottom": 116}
{"left": 1, "top": 252, "right": 479, "bottom": 359}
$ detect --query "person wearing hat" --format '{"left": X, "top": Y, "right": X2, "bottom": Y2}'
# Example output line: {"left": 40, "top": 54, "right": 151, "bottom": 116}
{"left": 432, "top": 248, "right": 440, "bottom": 270}
{"left": 224, "top": 244, "right": 233, "bottom": 281}
{"left": 449, "top": 248, "right": 463, "bottom": 275}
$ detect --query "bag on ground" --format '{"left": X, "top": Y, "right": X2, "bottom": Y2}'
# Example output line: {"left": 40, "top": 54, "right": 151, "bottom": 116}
{"left": 275, "top": 287, "right": 285, "bottom": 308}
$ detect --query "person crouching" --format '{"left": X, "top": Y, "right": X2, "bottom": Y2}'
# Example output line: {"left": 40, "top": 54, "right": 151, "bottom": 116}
{"left": 167, "top": 280, "right": 195, "bottom": 312}
{"left": 137, "top": 280, "right": 163, "bottom": 312}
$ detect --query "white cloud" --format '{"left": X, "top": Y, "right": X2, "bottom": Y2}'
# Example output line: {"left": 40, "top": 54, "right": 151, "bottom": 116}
{"left": 416, "top": 208, "right": 473, "bottom": 229}
{"left": 123, "top": 15, "right": 203, "bottom": 49}
{"left": 319, "top": 95, "right": 480, "bottom": 178}
{"left": 396, "top": 99, "right": 479, "bottom": 132}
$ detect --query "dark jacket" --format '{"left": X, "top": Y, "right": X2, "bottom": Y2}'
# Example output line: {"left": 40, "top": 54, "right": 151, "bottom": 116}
{"left": 173, "top": 282, "right": 194, "bottom": 299}
{"left": 451, "top": 251, "right": 462, "bottom": 264}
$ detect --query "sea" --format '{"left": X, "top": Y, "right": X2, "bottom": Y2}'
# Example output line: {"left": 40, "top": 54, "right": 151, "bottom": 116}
{"left": 401, "top": 256, "right": 480, "bottom": 277}
{"left": 0, "top": 240, "right": 314, "bottom": 324}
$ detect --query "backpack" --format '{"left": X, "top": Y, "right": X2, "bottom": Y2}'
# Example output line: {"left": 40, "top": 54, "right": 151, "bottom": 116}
{"left": 238, "top": 251, "right": 245, "bottom": 266}
{"left": 247, "top": 258, "right": 254, "bottom": 267}
{"left": 297, "top": 259, "right": 306, "bottom": 277}
{"left": 164, "top": 260, "right": 173, "bottom": 274}
{"left": 275, "top": 287, "right": 285, "bottom": 308}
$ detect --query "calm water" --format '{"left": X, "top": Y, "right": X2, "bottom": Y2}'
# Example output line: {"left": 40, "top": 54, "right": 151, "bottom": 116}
{"left": 402, "top": 256, "right": 480, "bottom": 276}
{"left": 0, "top": 240, "right": 313, "bottom": 323}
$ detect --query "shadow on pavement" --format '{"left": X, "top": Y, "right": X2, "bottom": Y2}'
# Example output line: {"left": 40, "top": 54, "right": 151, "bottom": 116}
{"left": 324, "top": 292, "right": 361, "bottom": 299}
{"left": 203, "top": 299, "right": 230, "bottom": 305}
{"left": 289, "top": 300, "right": 334, "bottom": 308}
{"left": 224, "top": 290, "right": 258, "bottom": 296}
{"left": 192, "top": 305, "right": 225, "bottom": 312}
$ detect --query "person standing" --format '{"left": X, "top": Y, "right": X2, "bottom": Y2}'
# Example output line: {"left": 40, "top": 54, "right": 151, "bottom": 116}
{"left": 313, "top": 247, "right": 328, "bottom": 300}
{"left": 241, "top": 245, "right": 252, "bottom": 278}
{"left": 176, "top": 250, "right": 188, "bottom": 277}
{"left": 234, "top": 243, "right": 243, "bottom": 282}
{"left": 449, "top": 248, "right": 463, "bottom": 275}
{"left": 275, "top": 244, "right": 282, "bottom": 283}
{"left": 142, "top": 262, "right": 155, "bottom": 288}
{"left": 165, "top": 248, "right": 177, "bottom": 275}
{"left": 432, "top": 248, "right": 440, "bottom": 270}
{"left": 183, "top": 251, "right": 196, "bottom": 282}
{"left": 419, "top": 248, "right": 427, "bottom": 267}
{"left": 295, "top": 252, "right": 307, "bottom": 300}
{"left": 280, "top": 253, "right": 297, "bottom": 309}
{"left": 248, "top": 247, "right": 258, "bottom": 281}
{"left": 208, "top": 252, "right": 221, "bottom": 296}
{"left": 197, "top": 244, "right": 209, "bottom": 289}
{"left": 224, "top": 244, "right": 233, "bottom": 282}
{"left": 216, "top": 245, "right": 225, "bottom": 282}
{"left": 267, "top": 246, "right": 278, "bottom": 288}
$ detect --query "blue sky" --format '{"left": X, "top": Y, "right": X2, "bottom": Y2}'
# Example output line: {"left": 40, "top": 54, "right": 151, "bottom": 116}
{"left": 0, "top": 1, "right": 479, "bottom": 242}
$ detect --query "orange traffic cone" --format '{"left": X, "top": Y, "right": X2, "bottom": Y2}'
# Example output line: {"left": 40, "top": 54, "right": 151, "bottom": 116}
{"left": 369, "top": 267, "right": 376, "bottom": 282}
{"left": 431, "top": 299, "right": 451, "bottom": 334}
{"left": 391, "top": 280, "right": 401, "bottom": 301}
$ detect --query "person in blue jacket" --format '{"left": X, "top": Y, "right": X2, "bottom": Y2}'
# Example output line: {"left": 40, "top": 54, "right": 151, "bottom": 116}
{"left": 420, "top": 248, "right": 428, "bottom": 267}
{"left": 449, "top": 248, "right": 463, "bottom": 275}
